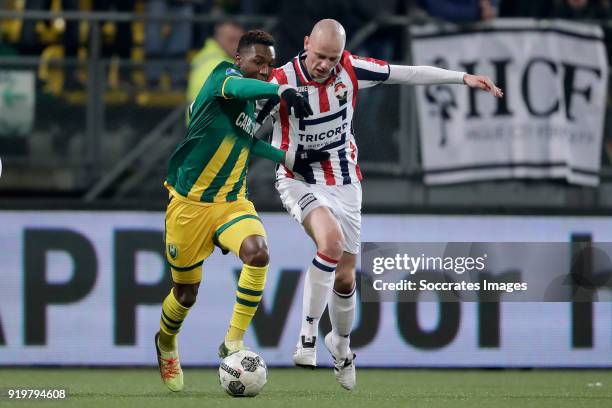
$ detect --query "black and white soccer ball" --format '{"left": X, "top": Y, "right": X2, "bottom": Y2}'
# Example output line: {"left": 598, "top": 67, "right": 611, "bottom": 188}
{"left": 218, "top": 350, "right": 267, "bottom": 397}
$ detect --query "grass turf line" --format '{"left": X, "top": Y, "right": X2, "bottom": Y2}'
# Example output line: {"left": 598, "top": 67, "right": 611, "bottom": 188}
{"left": 1, "top": 368, "right": 611, "bottom": 408}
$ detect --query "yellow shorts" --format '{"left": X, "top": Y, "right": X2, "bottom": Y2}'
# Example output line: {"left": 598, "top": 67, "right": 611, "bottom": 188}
{"left": 164, "top": 195, "right": 267, "bottom": 284}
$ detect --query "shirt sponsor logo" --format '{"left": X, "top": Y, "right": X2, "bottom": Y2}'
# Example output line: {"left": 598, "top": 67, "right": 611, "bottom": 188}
{"left": 298, "top": 122, "right": 349, "bottom": 143}
{"left": 235, "top": 112, "right": 256, "bottom": 136}
{"left": 296, "top": 107, "right": 349, "bottom": 149}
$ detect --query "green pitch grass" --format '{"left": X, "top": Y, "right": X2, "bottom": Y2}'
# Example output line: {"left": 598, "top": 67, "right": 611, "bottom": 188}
{"left": 1, "top": 368, "right": 611, "bottom": 408}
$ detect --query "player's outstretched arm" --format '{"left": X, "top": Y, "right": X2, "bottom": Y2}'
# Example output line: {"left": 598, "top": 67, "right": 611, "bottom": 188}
{"left": 386, "top": 65, "right": 503, "bottom": 98}
{"left": 222, "top": 76, "right": 282, "bottom": 100}
{"left": 251, "top": 138, "right": 329, "bottom": 177}
{"left": 222, "top": 77, "right": 315, "bottom": 116}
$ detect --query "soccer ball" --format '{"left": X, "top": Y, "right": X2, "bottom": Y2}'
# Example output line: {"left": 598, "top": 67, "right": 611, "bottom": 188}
{"left": 218, "top": 350, "right": 267, "bottom": 397}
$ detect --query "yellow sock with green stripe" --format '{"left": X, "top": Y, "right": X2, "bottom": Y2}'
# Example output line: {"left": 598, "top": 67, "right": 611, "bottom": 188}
{"left": 159, "top": 289, "right": 191, "bottom": 351}
{"left": 225, "top": 264, "right": 268, "bottom": 343}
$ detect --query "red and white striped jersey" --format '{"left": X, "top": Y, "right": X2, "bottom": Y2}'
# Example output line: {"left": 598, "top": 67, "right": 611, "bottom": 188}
{"left": 258, "top": 50, "right": 390, "bottom": 185}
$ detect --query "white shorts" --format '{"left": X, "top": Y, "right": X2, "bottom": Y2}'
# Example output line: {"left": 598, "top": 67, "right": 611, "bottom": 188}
{"left": 275, "top": 178, "right": 362, "bottom": 254}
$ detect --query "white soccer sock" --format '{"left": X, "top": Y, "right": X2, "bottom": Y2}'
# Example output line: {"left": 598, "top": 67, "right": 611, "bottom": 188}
{"left": 329, "top": 284, "right": 356, "bottom": 357}
{"left": 299, "top": 251, "right": 338, "bottom": 343}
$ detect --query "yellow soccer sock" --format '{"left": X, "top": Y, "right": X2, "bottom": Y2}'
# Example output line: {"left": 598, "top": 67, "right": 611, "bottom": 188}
{"left": 225, "top": 264, "right": 268, "bottom": 343}
{"left": 225, "top": 326, "right": 245, "bottom": 343}
{"left": 159, "top": 289, "right": 191, "bottom": 351}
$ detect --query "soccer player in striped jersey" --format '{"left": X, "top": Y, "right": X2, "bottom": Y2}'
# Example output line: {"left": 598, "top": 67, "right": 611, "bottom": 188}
{"left": 155, "top": 29, "right": 326, "bottom": 392}
{"left": 258, "top": 19, "right": 503, "bottom": 390}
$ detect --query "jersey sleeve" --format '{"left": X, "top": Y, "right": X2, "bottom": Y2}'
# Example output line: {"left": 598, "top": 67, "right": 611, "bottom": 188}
{"left": 251, "top": 137, "right": 285, "bottom": 163}
{"left": 348, "top": 53, "right": 391, "bottom": 89}
{"left": 219, "top": 76, "right": 280, "bottom": 100}
{"left": 209, "top": 65, "right": 280, "bottom": 100}
{"left": 386, "top": 65, "right": 465, "bottom": 85}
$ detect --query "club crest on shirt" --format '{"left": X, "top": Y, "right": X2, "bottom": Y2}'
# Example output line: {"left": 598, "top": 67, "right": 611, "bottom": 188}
{"left": 168, "top": 243, "right": 178, "bottom": 259}
{"left": 333, "top": 82, "right": 348, "bottom": 102}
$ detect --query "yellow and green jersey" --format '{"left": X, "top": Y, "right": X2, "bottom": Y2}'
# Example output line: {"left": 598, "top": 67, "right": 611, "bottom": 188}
{"left": 166, "top": 61, "right": 284, "bottom": 203}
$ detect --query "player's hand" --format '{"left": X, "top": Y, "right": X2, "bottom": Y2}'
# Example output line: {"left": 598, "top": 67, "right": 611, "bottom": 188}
{"left": 283, "top": 149, "right": 330, "bottom": 177}
{"left": 278, "top": 85, "right": 314, "bottom": 119}
{"left": 463, "top": 74, "right": 504, "bottom": 98}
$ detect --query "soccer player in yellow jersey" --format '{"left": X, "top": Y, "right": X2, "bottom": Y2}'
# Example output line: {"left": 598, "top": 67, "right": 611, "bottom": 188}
{"left": 155, "top": 30, "right": 327, "bottom": 392}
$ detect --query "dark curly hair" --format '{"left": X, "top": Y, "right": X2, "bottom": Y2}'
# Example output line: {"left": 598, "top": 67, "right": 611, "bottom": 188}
{"left": 237, "top": 30, "right": 275, "bottom": 53}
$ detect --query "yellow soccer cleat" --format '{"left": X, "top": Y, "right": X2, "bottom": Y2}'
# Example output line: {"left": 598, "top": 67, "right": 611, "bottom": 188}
{"left": 155, "top": 332, "right": 184, "bottom": 392}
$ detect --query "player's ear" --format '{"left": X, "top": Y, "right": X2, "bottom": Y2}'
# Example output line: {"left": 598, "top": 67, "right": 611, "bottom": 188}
{"left": 304, "top": 36, "right": 309, "bottom": 51}
{"left": 235, "top": 54, "right": 242, "bottom": 68}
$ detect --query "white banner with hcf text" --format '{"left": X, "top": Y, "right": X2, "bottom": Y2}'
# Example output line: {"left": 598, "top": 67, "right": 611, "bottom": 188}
{"left": 1, "top": 211, "right": 612, "bottom": 367}
{"left": 411, "top": 19, "right": 608, "bottom": 186}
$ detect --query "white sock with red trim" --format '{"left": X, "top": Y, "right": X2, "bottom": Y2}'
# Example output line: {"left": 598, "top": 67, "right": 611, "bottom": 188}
{"left": 329, "top": 284, "right": 356, "bottom": 357}
{"left": 299, "top": 251, "right": 338, "bottom": 343}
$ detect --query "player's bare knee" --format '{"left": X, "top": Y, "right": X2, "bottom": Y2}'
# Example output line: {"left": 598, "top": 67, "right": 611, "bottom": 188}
{"left": 243, "top": 246, "right": 269, "bottom": 267}
{"left": 334, "top": 274, "right": 355, "bottom": 294}
{"left": 318, "top": 233, "right": 344, "bottom": 260}
{"left": 239, "top": 236, "right": 269, "bottom": 266}
{"left": 173, "top": 284, "right": 199, "bottom": 307}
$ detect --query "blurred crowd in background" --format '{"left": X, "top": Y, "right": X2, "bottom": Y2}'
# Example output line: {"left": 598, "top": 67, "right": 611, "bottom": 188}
{"left": 1, "top": 0, "right": 610, "bottom": 94}
{"left": 0, "top": 0, "right": 611, "bottom": 202}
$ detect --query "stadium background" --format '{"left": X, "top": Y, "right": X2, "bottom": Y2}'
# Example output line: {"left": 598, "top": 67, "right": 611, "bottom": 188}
{"left": 1, "top": 1, "right": 612, "bottom": 406}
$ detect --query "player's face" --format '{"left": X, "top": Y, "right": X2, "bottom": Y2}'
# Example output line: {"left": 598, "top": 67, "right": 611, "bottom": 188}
{"left": 235, "top": 44, "right": 275, "bottom": 81}
{"left": 304, "top": 35, "right": 343, "bottom": 81}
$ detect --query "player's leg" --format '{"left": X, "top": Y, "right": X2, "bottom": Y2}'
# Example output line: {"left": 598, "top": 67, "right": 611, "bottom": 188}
{"left": 158, "top": 283, "right": 199, "bottom": 351}
{"left": 214, "top": 201, "right": 269, "bottom": 357}
{"left": 324, "top": 182, "right": 361, "bottom": 389}
{"left": 329, "top": 252, "right": 357, "bottom": 355}
{"left": 293, "top": 206, "right": 344, "bottom": 367}
{"left": 220, "top": 234, "right": 269, "bottom": 355}
{"left": 276, "top": 178, "right": 343, "bottom": 367}
{"left": 156, "top": 197, "right": 214, "bottom": 391}
{"left": 156, "top": 282, "right": 198, "bottom": 392}
{"left": 325, "top": 251, "right": 357, "bottom": 390}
